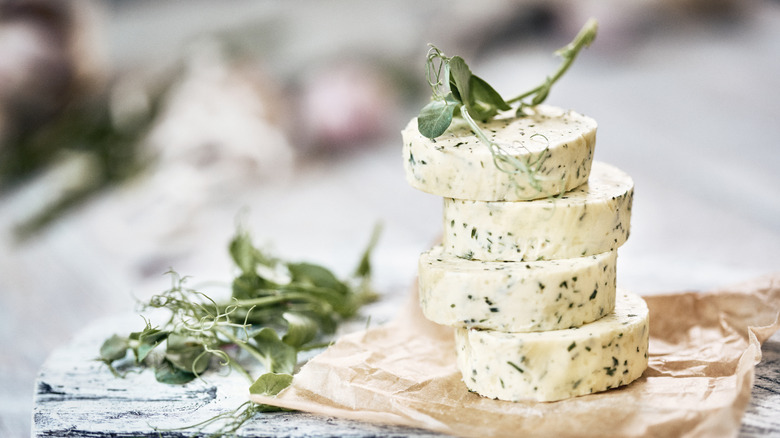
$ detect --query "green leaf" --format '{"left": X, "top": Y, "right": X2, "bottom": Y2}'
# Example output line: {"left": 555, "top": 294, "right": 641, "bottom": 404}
{"left": 281, "top": 312, "right": 318, "bottom": 348}
{"left": 165, "top": 334, "right": 210, "bottom": 375}
{"left": 449, "top": 79, "right": 462, "bottom": 103}
{"left": 448, "top": 56, "right": 473, "bottom": 109}
{"left": 99, "top": 334, "right": 129, "bottom": 363}
{"left": 229, "top": 303, "right": 287, "bottom": 326}
{"left": 287, "top": 262, "right": 347, "bottom": 294}
{"left": 155, "top": 359, "right": 196, "bottom": 384}
{"left": 293, "top": 307, "right": 337, "bottom": 335}
{"left": 468, "top": 103, "right": 498, "bottom": 122}
{"left": 249, "top": 372, "right": 293, "bottom": 396}
{"left": 136, "top": 327, "right": 170, "bottom": 362}
{"left": 229, "top": 231, "right": 257, "bottom": 275}
{"left": 417, "top": 94, "right": 460, "bottom": 139}
{"left": 470, "top": 75, "right": 511, "bottom": 111}
{"left": 229, "top": 230, "right": 274, "bottom": 276}
{"left": 353, "top": 222, "right": 382, "bottom": 279}
{"left": 253, "top": 327, "right": 297, "bottom": 374}
{"left": 232, "top": 272, "right": 274, "bottom": 300}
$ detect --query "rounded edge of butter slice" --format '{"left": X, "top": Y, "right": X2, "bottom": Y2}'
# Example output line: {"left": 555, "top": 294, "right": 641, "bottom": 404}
{"left": 454, "top": 290, "right": 649, "bottom": 402}
{"left": 443, "top": 161, "right": 633, "bottom": 261}
{"left": 402, "top": 105, "right": 596, "bottom": 201}
{"left": 418, "top": 246, "right": 617, "bottom": 332}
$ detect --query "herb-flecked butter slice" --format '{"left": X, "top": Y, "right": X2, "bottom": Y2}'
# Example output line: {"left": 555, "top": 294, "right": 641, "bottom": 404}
{"left": 418, "top": 246, "right": 616, "bottom": 332}
{"left": 443, "top": 161, "right": 633, "bottom": 262}
{"left": 402, "top": 105, "right": 596, "bottom": 201}
{"left": 455, "top": 290, "right": 648, "bottom": 402}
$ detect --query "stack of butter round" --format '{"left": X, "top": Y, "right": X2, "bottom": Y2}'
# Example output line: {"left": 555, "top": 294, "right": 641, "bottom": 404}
{"left": 402, "top": 105, "right": 648, "bottom": 402}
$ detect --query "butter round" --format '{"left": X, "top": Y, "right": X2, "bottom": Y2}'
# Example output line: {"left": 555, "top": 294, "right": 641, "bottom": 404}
{"left": 455, "top": 290, "right": 649, "bottom": 402}
{"left": 443, "top": 161, "right": 633, "bottom": 261}
{"left": 418, "top": 246, "right": 617, "bottom": 332}
{"left": 402, "top": 105, "right": 597, "bottom": 201}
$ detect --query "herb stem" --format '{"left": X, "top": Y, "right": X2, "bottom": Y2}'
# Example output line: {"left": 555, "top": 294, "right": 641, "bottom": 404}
{"left": 507, "top": 85, "right": 541, "bottom": 105}
{"left": 460, "top": 107, "right": 543, "bottom": 191}
{"left": 507, "top": 18, "right": 598, "bottom": 105}
{"left": 226, "top": 356, "right": 254, "bottom": 383}
{"left": 230, "top": 292, "right": 327, "bottom": 308}
{"left": 214, "top": 326, "right": 270, "bottom": 372}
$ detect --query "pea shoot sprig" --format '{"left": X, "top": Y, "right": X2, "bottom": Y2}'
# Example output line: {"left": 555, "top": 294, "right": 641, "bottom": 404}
{"left": 417, "top": 18, "right": 598, "bottom": 188}
{"left": 99, "top": 223, "right": 381, "bottom": 430}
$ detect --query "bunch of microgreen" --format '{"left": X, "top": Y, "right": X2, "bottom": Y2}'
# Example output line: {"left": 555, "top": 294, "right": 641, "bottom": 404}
{"left": 417, "top": 18, "right": 598, "bottom": 189}
{"left": 99, "top": 224, "right": 380, "bottom": 402}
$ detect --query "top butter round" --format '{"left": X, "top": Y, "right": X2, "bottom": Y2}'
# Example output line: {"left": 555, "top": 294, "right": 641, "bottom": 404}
{"left": 402, "top": 105, "right": 597, "bottom": 201}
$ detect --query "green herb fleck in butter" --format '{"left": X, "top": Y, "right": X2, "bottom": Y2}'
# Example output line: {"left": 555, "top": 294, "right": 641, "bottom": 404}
{"left": 455, "top": 291, "right": 649, "bottom": 402}
{"left": 419, "top": 246, "right": 617, "bottom": 332}
{"left": 402, "top": 105, "right": 596, "bottom": 201}
{"left": 443, "top": 161, "right": 633, "bottom": 261}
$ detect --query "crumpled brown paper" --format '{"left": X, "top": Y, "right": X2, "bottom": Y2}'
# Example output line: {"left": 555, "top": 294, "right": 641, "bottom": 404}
{"left": 251, "top": 274, "right": 780, "bottom": 438}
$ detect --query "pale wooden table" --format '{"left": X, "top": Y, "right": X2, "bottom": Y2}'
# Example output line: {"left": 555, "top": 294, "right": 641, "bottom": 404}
{"left": 30, "top": 311, "right": 780, "bottom": 437}
{"left": 30, "top": 304, "right": 780, "bottom": 438}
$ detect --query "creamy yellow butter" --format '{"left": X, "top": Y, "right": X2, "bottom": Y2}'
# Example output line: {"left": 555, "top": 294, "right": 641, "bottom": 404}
{"left": 402, "top": 105, "right": 596, "bottom": 201}
{"left": 419, "top": 246, "right": 616, "bottom": 332}
{"left": 443, "top": 161, "right": 633, "bottom": 261}
{"left": 455, "top": 290, "right": 649, "bottom": 402}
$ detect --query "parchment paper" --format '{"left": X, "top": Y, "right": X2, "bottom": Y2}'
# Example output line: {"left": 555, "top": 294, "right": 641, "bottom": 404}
{"left": 251, "top": 274, "right": 780, "bottom": 438}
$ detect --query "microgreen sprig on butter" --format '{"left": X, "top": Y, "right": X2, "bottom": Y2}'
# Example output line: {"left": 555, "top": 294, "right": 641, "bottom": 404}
{"left": 417, "top": 18, "right": 598, "bottom": 188}
{"left": 99, "top": 223, "right": 380, "bottom": 411}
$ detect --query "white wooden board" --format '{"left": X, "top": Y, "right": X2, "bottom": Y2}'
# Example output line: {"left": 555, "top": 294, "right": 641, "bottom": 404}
{"left": 32, "top": 314, "right": 780, "bottom": 437}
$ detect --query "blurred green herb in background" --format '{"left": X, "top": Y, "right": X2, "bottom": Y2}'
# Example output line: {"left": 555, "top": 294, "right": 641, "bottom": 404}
{"left": 0, "top": 79, "right": 172, "bottom": 239}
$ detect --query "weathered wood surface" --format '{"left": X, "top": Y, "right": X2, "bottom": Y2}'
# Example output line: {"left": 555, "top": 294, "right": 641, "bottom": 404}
{"left": 31, "top": 313, "right": 445, "bottom": 438}
{"left": 741, "top": 334, "right": 780, "bottom": 438}
{"left": 32, "top": 313, "right": 780, "bottom": 437}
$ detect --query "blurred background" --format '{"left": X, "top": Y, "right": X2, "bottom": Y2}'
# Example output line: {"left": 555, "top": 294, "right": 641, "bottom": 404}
{"left": 1, "top": 0, "right": 779, "bottom": 435}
